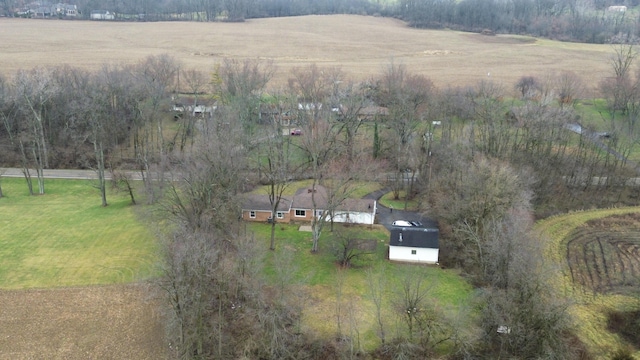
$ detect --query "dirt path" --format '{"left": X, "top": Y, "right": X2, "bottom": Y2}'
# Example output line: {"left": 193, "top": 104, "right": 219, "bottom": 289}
{"left": 0, "top": 283, "right": 167, "bottom": 360}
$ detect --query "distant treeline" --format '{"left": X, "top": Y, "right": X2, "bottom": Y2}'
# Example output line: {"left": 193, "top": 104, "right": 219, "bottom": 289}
{"left": 399, "top": 0, "right": 640, "bottom": 44}
{"left": 4, "top": 0, "right": 640, "bottom": 43}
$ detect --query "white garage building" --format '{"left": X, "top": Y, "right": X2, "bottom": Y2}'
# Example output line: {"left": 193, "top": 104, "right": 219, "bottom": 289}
{"left": 389, "top": 227, "right": 439, "bottom": 264}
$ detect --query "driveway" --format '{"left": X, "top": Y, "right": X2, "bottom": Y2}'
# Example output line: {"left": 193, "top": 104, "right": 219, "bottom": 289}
{"left": 364, "top": 188, "right": 438, "bottom": 230}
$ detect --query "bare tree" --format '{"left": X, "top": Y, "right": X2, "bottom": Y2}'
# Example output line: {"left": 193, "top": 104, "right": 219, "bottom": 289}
{"left": 428, "top": 152, "right": 532, "bottom": 276}
{"left": 331, "top": 226, "right": 377, "bottom": 267}
{"left": 476, "top": 212, "right": 573, "bottom": 359}
{"left": 373, "top": 62, "right": 433, "bottom": 201}
{"left": 177, "top": 68, "right": 208, "bottom": 152}
{"left": 366, "top": 266, "right": 387, "bottom": 345}
{"left": 110, "top": 169, "right": 137, "bottom": 205}
{"left": 555, "top": 71, "right": 584, "bottom": 108}
{"left": 212, "top": 58, "right": 273, "bottom": 138}
{"left": 256, "top": 95, "right": 302, "bottom": 250}
{"left": 515, "top": 75, "right": 540, "bottom": 100}
{"left": 13, "top": 67, "right": 59, "bottom": 195}
{"left": 333, "top": 81, "right": 368, "bottom": 164}
{"left": 133, "top": 54, "right": 180, "bottom": 203}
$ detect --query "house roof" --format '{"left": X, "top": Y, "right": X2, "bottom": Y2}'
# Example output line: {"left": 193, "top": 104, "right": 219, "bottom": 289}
{"left": 389, "top": 228, "right": 439, "bottom": 249}
{"left": 242, "top": 194, "right": 292, "bottom": 212}
{"left": 244, "top": 185, "right": 375, "bottom": 215}
{"left": 359, "top": 105, "right": 389, "bottom": 117}
{"left": 336, "top": 198, "right": 375, "bottom": 213}
{"left": 291, "top": 186, "right": 328, "bottom": 209}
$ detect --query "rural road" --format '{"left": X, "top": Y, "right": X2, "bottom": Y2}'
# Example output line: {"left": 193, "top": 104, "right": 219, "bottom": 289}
{"left": 0, "top": 168, "right": 143, "bottom": 180}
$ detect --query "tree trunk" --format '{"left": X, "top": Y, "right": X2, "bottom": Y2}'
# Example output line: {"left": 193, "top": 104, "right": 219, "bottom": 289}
{"left": 95, "top": 140, "right": 108, "bottom": 207}
{"left": 270, "top": 221, "right": 276, "bottom": 251}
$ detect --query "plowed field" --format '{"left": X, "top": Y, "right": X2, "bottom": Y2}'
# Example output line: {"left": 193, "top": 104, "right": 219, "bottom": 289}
{"left": 566, "top": 213, "right": 640, "bottom": 295}
{"left": 0, "top": 284, "right": 167, "bottom": 360}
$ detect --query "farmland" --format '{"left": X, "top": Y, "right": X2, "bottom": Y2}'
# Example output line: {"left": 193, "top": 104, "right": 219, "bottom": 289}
{"left": 0, "top": 15, "right": 614, "bottom": 93}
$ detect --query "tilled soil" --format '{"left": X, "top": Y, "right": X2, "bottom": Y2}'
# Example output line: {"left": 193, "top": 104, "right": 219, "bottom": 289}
{"left": 566, "top": 213, "right": 640, "bottom": 294}
{"left": 0, "top": 283, "right": 168, "bottom": 360}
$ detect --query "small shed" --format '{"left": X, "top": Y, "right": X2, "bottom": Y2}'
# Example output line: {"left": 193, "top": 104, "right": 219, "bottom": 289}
{"left": 389, "top": 227, "right": 439, "bottom": 264}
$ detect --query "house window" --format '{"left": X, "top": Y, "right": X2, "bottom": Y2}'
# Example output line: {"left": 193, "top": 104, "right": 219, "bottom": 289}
{"left": 276, "top": 211, "right": 284, "bottom": 219}
{"left": 411, "top": 250, "right": 417, "bottom": 255}
{"left": 316, "top": 210, "right": 323, "bottom": 217}
{"left": 295, "top": 209, "right": 306, "bottom": 217}
{"left": 249, "top": 211, "right": 256, "bottom": 218}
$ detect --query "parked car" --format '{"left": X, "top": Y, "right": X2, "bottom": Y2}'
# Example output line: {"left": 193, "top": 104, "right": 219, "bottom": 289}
{"left": 392, "top": 220, "right": 423, "bottom": 227}
{"left": 392, "top": 220, "right": 413, "bottom": 227}
{"left": 290, "top": 128, "right": 302, "bottom": 135}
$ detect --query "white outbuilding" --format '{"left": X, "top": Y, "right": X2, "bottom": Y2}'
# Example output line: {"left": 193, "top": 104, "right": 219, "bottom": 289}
{"left": 389, "top": 227, "right": 439, "bottom": 264}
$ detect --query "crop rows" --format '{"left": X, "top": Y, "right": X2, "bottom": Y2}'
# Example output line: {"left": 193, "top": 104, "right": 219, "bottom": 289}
{"left": 565, "top": 214, "right": 640, "bottom": 294}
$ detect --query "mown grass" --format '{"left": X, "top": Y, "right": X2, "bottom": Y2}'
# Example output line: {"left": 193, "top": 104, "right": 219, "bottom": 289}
{"left": 537, "top": 208, "right": 640, "bottom": 358}
{"left": 246, "top": 222, "right": 473, "bottom": 351}
{"left": 379, "top": 190, "right": 420, "bottom": 211}
{"left": 0, "top": 178, "right": 159, "bottom": 289}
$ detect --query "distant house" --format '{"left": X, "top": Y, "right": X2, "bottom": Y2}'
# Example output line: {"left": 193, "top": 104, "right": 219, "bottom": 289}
{"left": 389, "top": 227, "right": 439, "bottom": 264}
{"left": 55, "top": 4, "right": 77, "bottom": 17}
{"left": 91, "top": 10, "right": 114, "bottom": 20}
{"left": 242, "top": 185, "right": 376, "bottom": 225}
{"left": 333, "top": 105, "right": 389, "bottom": 122}
{"left": 607, "top": 5, "right": 627, "bottom": 12}
{"left": 259, "top": 104, "right": 295, "bottom": 126}
{"left": 192, "top": 104, "right": 215, "bottom": 117}
{"left": 32, "top": 6, "right": 52, "bottom": 17}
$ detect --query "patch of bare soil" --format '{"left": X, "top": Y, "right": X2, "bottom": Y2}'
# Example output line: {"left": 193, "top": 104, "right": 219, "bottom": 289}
{"left": 608, "top": 309, "right": 640, "bottom": 349}
{"left": 566, "top": 213, "right": 640, "bottom": 295}
{"left": 0, "top": 283, "right": 168, "bottom": 360}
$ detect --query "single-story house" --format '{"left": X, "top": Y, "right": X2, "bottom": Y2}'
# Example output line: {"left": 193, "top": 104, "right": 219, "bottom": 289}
{"left": 389, "top": 227, "right": 439, "bottom": 264}
{"left": 241, "top": 194, "right": 292, "bottom": 223}
{"left": 242, "top": 185, "right": 376, "bottom": 225}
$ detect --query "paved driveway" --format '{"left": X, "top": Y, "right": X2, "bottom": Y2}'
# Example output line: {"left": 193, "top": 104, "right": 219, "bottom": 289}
{"left": 364, "top": 188, "right": 438, "bottom": 230}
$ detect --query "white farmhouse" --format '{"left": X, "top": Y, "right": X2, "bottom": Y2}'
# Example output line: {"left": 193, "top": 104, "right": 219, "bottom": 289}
{"left": 389, "top": 227, "right": 439, "bottom": 264}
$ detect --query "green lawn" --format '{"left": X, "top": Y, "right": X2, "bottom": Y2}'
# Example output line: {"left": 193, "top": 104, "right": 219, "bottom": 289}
{"left": 0, "top": 178, "right": 159, "bottom": 289}
{"left": 378, "top": 190, "right": 420, "bottom": 211}
{"left": 246, "top": 222, "right": 473, "bottom": 351}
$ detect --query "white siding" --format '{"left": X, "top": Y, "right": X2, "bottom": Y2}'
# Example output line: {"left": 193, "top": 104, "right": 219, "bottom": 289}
{"left": 332, "top": 211, "right": 375, "bottom": 225}
{"left": 389, "top": 246, "right": 439, "bottom": 264}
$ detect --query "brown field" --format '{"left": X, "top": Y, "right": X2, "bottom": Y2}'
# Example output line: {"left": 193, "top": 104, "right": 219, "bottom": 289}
{"left": 0, "top": 15, "right": 615, "bottom": 93}
{"left": 0, "top": 283, "right": 167, "bottom": 360}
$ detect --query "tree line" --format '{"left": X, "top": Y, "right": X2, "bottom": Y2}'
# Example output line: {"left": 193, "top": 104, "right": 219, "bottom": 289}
{"left": 2, "top": 52, "right": 640, "bottom": 358}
